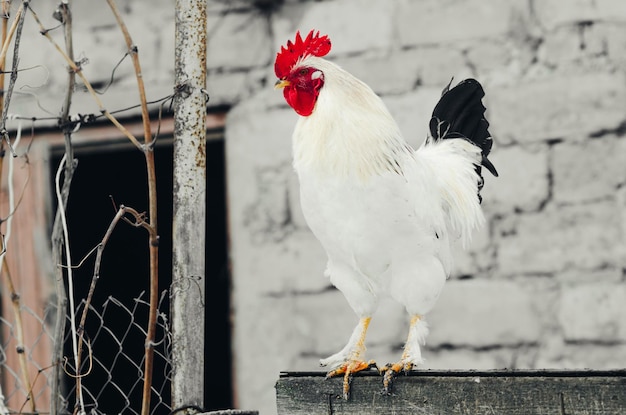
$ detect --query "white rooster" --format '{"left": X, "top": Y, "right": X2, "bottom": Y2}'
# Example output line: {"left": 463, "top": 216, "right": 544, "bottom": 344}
{"left": 274, "top": 30, "right": 498, "bottom": 399}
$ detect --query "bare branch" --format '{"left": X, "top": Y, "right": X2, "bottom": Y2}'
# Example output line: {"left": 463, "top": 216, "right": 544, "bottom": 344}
{"left": 54, "top": 153, "right": 84, "bottom": 413}
{"left": 18, "top": 362, "right": 58, "bottom": 415}
{"left": 73, "top": 206, "right": 125, "bottom": 387}
{"left": 106, "top": 2, "right": 160, "bottom": 414}
{"left": 0, "top": 120, "right": 31, "bottom": 224}
{"left": 0, "top": 1, "right": 26, "bottom": 157}
{"left": 0, "top": 3, "right": 22, "bottom": 74}
{"left": 106, "top": 0, "right": 152, "bottom": 147}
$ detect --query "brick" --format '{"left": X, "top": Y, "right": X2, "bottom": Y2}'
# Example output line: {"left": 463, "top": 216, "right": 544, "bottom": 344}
{"left": 274, "top": 0, "right": 394, "bottom": 57}
{"left": 74, "top": 0, "right": 174, "bottom": 84}
{"left": 330, "top": 53, "right": 419, "bottom": 96}
{"left": 559, "top": 283, "right": 626, "bottom": 342}
{"left": 206, "top": 69, "right": 266, "bottom": 106}
{"left": 383, "top": 87, "right": 443, "bottom": 149}
{"left": 233, "top": 295, "right": 308, "bottom": 415}
{"left": 232, "top": 228, "right": 331, "bottom": 297}
{"left": 291, "top": 289, "right": 358, "bottom": 357}
{"left": 113, "top": 1, "right": 173, "bottom": 49}
{"left": 556, "top": 267, "right": 623, "bottom": 284}
{"left": 424, "top": 346, "right": 539, "bottom": 370}
{"left": 481, "top": 145, "right": 550, "bottom": 214}
{"left": 241, "top": 161, "right": 294, "bottom": 244}
{"left": 488, "top": 73, "right": 626, "bottom": 143}
{"left": 537, "top": 343, "right": 626, "bottom": 369}
{"left": 332, "top": 47, "right": 468, "bottom": 96}
{"left": 465, "top": 41, "right": 517, "bottom": 83}
{"left": 601, "top": 24, "right": 626, "bottom": 65}
{"left": 537, "top": 26, "right": 585, "bottom": 68}
{"left": 534, "top": 0, "right": 626, "bottom": 30}
{"left": 153, "top": 14, "right": 177, "bottom": 83}
{"left": 427, "top": 280, "right": 541, "bottom": 347}
{"left": 207, "top": 0, "right": 253, "bottom": 13}
{"left": 207, "top": 12, "right": 272, "bottom": 69}
{"left": 294, "top": 292, "right": 407, "bottom": 359}
{"left": 450, "top": 223, "right": 494, "bottom": 278}
{"left": 618, "top": 186, "right": 626, "bottom": 267}
{"left": 409, "top": 48, "right": 474, "bottom": 87}
{"left": 537, "top": 23, "right": 623, "bottom": 73}
{"left": 552, "top": 136, "right": 626, "bottom": 204}
{"left": 226, "top": 88, "right": 294, "bottom": 169}
{"left": 397, "top": 0, "right": 527, "bottom": 46}
{"left": 496, "top": 201, "right": 624, "bottom": 276}
{"left": 423, "top": 348, "right": 503, "bottom": 370}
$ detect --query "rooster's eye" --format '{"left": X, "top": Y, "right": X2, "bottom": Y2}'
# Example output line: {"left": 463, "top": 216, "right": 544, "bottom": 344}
{"left": 299, "top": 68, "right": 309, "bottom": 76}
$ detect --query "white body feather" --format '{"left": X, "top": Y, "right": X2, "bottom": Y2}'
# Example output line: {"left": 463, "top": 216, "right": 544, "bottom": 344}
{"left": 292, "top": 57, "right": 484, "bottom": 367}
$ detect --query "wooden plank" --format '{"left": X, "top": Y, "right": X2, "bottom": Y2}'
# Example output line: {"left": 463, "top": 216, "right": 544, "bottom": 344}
{"left": 276, "top": 370, "right": 626, "bottom": 415}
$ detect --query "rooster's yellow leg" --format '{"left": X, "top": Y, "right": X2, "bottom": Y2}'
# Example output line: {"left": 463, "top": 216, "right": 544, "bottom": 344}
{"left": 381, "top": 314, "right": 425, "bottom": 394}
{"left": 322, "top": 316, "right": 376, "bottom": 399}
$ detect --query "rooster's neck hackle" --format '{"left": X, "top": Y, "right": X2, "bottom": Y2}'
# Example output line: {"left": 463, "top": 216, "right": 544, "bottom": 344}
{"left": 292, "top": 57, "right": 412, "bottom": 180}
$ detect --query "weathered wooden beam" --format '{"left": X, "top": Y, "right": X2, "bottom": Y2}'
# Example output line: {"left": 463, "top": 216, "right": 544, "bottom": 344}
{"left": 276, "top": 370, "right": 626, "bottom": 415}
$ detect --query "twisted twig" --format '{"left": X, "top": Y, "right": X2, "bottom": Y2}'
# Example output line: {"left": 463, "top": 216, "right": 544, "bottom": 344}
{"left": 73, "top": 205, "right": 149, "bottom": 391}
{"left": 0, "top": 1, "right": 25, "bottom": 157}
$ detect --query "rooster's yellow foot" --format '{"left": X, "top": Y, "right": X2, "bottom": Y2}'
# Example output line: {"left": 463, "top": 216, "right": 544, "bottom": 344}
{"left": 380, "top": 360, "right": 413, "bottom": 395}
{"left": 326, "top": 359, "right": 377, "bottom": 400}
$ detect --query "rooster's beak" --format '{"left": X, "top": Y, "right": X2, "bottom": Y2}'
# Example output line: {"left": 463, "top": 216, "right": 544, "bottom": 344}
{"left": 275, "top": 79, "right": 291, "bottom": 89}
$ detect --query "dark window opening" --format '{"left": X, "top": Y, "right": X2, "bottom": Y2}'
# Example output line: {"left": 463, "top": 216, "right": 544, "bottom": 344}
{"left": 51, "top": 129, "right": 231, "bottom": 413}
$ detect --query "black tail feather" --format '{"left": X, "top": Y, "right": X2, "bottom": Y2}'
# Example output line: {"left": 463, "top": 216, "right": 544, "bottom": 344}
{"left": 429, "top": 78, "right": 499, "bottom": 178}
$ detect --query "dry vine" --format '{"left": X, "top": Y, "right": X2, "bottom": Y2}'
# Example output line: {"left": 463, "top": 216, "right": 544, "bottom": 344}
{"left": 106, "top": 1, "right": 160, "bottom": 414}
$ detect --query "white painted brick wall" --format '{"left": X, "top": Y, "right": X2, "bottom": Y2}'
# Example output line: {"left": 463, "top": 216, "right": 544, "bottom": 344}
{"left": 497, "top": 201, "right": 623, "bottom": 275}
{"left": 559, "top": 283, "right": 626, "bottom": 342}
{"left": 224, "top": 2, "right": 626, "bottom": 414}
{"left": 11, "top": 1, "right": 624, "bottom": 414}
{"left": 482, "top": 145, "right": 550, "bottom": 214}
{"left": 552, "top": 136, "right": 626, "bottom": 204}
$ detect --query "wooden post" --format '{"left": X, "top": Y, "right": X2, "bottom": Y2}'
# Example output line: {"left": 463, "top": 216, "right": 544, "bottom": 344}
{"left": 276, "top": 370, "right": 626, "bottom": 414}
{"left": 172, "top": 0, "right": 207, "bottom": 410}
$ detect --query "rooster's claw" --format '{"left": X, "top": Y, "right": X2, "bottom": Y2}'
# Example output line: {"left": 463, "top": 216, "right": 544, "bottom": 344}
{"left": 325, "top": 359, "right": 377, "bottom": 400}
{"left": 380, "top": 361, "right": 413, "bottom": 395}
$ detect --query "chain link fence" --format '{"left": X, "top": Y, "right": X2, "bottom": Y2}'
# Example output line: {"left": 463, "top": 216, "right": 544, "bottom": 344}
{"left": 0, "top": 290, "right": 173, "bottom": 414}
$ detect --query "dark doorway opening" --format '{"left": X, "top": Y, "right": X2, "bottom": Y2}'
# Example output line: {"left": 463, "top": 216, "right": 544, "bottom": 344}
{"left": 51, "top": 130, "right": 231, "bottom": 413}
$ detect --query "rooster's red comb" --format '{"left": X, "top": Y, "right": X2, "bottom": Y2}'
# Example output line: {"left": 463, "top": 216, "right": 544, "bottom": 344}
{"left": 274, "top": 30, "right": 332, "bottom": 79}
